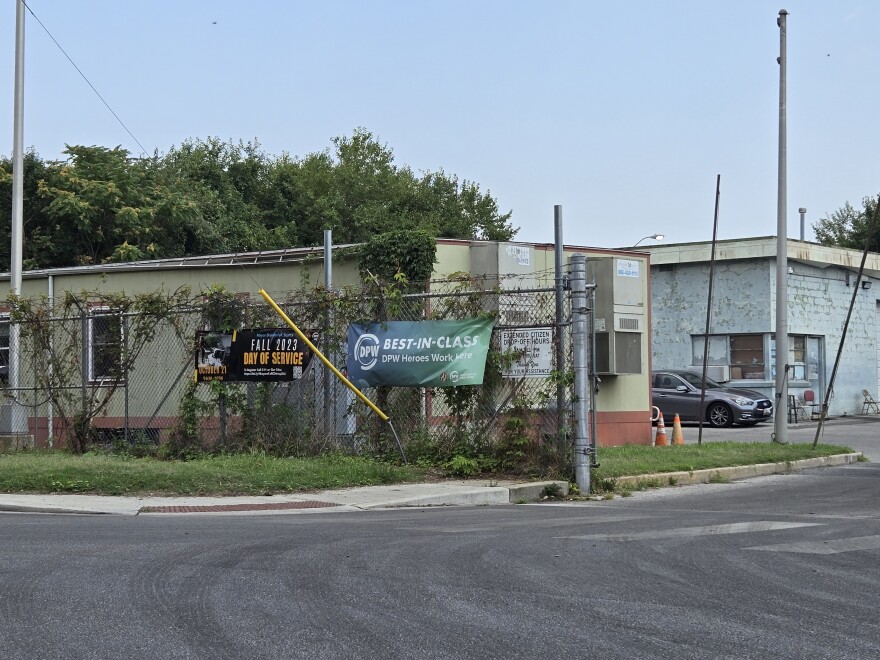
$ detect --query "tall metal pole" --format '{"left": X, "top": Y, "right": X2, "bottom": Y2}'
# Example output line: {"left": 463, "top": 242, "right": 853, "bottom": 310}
{"left": 772, "top": 9, "right": 789, "bottom": 445}
{"left": 10, "top": 0, "right": 25, "bottom": 405}
{"left": 11, "top": 0, "right": 24, "bottom": 296}
{"left": 569, "top": 255, "right": 590, "bottom": 493}
{"left": 698, "top": 175, "right": 721, "bottom": 445}
{"left": 323, "top": 229, "right": 334, "bottom": 440}
{"left": 812, "top": 200, "right": 880, "bottom": 447}
{"left": 553, "top": 205, "right": 565, "bottom": 439}
{"left": 798, "top": 207, "right": 806, "bottom": 241}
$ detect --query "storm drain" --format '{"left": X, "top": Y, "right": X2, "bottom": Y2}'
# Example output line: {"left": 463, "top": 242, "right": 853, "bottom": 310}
{"left": 139, "top": 500, "right": 341, "bottom": 513}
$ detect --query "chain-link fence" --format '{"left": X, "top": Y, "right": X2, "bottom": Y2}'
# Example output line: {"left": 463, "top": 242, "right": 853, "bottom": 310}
{"left": 4, "top": 275, "right": 574, "bottom": 474}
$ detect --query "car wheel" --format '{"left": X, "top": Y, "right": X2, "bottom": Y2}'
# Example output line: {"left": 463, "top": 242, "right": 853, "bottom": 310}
{"left": 707, "top": 402, "right": 733, "bottom": 428}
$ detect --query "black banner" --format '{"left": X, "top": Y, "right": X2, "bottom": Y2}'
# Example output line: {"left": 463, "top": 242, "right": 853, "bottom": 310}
{"left": 195, "top": 328, "right": 316, "bottom": 383}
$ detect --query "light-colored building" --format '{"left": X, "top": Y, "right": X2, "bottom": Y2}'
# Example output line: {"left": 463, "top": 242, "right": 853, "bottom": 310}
{"left": 2, "top": 239, "right": 654, "bottom": 447}
{"left": 644, "top": 236, "right": 880, "bottom": 418}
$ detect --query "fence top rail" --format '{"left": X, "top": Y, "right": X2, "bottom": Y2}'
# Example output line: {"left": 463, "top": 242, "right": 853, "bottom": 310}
{"left": 402, "top": 286, "right": 560, "bottom": 300}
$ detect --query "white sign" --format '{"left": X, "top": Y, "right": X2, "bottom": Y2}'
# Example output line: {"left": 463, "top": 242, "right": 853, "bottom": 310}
{"left": 499, "top": 327, "right": 553, "bottom": 378}
{"left": 616, "top": 259, "right": 640, "bottom": 278}
{"left": 505, "top": 245, "right": 531, "bottom": 266}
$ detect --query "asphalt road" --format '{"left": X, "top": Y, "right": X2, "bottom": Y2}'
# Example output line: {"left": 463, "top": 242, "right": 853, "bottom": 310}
{"left": 2, "top": 460, "right": 880, "bottom": 659}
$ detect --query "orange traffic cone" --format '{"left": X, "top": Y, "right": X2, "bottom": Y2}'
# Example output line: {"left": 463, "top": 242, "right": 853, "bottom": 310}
{"left": 654, "top": 412, "right": 669, "bottom": 446}
{"left": 671, "top": 413, "right": 684, "bottom": 445}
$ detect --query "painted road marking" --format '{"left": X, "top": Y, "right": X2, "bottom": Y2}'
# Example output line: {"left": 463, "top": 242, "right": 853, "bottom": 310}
{"left": 747, "top": 535, "right": 880, "bottom": 554}
{"left": 400, "top": 515, "right": 646, "bottom": 534}
{"left": 558, "top": 521, "right": 822, "bottom": 541}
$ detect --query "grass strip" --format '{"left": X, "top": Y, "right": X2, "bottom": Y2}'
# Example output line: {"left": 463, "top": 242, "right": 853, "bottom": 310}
{"left": 0, "top": 442, "right": 859, "bottom": 497}
{"left": 0, "top": 452, "right": 422, "bottom": 496}
{"left": 591, "top": 442, "right": 854, "bottom": 479}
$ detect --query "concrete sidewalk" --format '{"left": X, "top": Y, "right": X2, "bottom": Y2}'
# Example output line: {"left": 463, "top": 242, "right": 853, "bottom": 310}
{"left": 2, "top": 415, "right": 874, "bottom": 516}
{"left": 0, "top": 479, "right": 569, "bottom": 516}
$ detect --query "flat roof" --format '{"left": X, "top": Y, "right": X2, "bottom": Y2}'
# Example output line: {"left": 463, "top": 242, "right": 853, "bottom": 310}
{"left": 640, "top": 236, "right": 880, "bottom": 277}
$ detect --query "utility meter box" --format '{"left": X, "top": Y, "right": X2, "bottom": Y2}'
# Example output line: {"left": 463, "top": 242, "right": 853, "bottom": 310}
{"left": 586, "top": 257, "right": 646, "bottom": 375}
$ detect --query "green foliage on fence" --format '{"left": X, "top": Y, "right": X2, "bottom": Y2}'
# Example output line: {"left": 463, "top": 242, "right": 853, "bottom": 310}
{"left": 5, "top": 272, "right": 571, "bottom": 477}
{"left": 8, "top": 287, "right": 194, "bottom": 454}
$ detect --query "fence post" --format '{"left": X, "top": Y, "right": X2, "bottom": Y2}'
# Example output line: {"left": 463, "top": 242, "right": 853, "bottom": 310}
{"left": 569, "top": 254, "right": 591, "bottom": 493}
{"left": 123, "top": 315, "right": 129, "bottom": 444}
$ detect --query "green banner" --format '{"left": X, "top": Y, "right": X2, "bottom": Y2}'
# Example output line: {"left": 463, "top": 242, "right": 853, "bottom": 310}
{"left": 347, "top": 319, "right": 495, "bottom": 387}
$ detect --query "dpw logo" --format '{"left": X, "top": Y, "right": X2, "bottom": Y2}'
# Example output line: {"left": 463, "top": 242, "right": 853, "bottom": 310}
{"left": 353, "top": 333, "right": 380, "bottom": 370}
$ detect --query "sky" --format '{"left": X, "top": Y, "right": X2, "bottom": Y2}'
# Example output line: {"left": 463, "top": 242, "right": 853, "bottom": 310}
{"left": 1, "top": 1, "right": 878, "bottom": 249}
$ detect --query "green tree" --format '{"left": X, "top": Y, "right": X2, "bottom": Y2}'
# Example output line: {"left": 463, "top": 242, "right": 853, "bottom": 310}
{"left": 0, "top": 150, "right": 52, "bottom": 270}
{"left": 34, "top": 145, "right": 205, "bottom": 266}
{"left": 258, "top": 128, "right": 517, "bottom": 246}
{"left": 7, "top": 129, "right": 516, "bottom": 270}
{"left": 409, "top": 170, "right": 516, "bottom": 241}
{"left": 813, "top": 196, "right": 880, "bottom": 252}
{"left": 161, "top": 137, "right": 273, "bottom": 253}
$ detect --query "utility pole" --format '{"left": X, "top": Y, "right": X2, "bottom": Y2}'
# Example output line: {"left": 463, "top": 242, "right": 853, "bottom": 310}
{"left": 8, "top": 0, "right": 26, "bottom": 434}
{"left": 773, "top": 8, "right": 789, "bottom": 445}
{"left": 569, "top": 255, "right": 590, "bottom": 493}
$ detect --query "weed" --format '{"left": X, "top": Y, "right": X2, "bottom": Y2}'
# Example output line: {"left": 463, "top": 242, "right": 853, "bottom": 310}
{"left": 602, "top": 492, "right": 614, "bottom": 500}
{"left": 708, "top": 471, "right": 730, "bottom": 484}
{"left": 444, "top": 455, "right": 481, "bottom": 478}
{"left": 668, "top": 476, "right": 678, "bottom": 486}
{"left": 591, "top": 476, "right": 618, "bottom": 494}
{"left": 541, "top": 483, "right": 563, "bottom": 499}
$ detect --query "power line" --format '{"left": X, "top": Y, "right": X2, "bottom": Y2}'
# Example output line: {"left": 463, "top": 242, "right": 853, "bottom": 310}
{"left": 23, "top": 1, "right": 150, "bottom": 156}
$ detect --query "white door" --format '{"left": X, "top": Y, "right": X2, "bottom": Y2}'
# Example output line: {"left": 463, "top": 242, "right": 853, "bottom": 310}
{"left": 876, "top": 301, "right": 880, "bottom": 397}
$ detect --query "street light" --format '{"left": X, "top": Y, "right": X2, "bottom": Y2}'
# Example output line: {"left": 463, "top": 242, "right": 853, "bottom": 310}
{"left": 630, "top": 233, "right": 664, "bottom": 248}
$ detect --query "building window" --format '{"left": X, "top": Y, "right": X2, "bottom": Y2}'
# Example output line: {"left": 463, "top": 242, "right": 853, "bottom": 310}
{"left": 691, "top": 335, "right": 728, "bottom": 366}
{"left": 693, "top": 334, "right": 768, "bottom": 380}
{"left": 729, "top": 334, "right": 765, "bottom": 380}
{"left": 88, "top": 310, "right": 122, "bottom": 383}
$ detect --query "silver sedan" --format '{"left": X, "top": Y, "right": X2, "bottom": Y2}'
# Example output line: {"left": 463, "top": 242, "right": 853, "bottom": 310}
{"left": 652, "top": 370, "right": 774, "bottom": 427}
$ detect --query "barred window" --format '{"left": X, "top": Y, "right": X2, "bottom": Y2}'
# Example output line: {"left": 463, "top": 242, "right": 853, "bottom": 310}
{"left": 88, "top": 310, "right": 122, "bottom": 383}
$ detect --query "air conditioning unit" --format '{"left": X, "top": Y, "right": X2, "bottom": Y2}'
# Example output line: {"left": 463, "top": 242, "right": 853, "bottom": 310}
{"left": 587, "top": 257, "right": 645, "bottom": 375}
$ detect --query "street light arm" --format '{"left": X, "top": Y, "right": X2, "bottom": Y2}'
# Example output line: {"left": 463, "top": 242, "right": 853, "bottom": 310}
{"left": 630, "top": 233, "right": 664, "bottom": 248}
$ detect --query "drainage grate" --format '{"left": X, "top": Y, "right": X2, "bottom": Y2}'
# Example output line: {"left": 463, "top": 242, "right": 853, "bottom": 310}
{"left": 139, "top": 500, "right": 340, "bottom": 513}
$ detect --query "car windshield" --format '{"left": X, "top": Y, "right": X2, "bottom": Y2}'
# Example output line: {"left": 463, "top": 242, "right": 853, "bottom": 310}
{"left": 677, "top": 372, "right": 722, "bottom": 389}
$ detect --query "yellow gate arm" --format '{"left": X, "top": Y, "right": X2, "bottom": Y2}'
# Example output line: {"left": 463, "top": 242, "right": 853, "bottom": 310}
{"left": 258, "top": 288, "right": 389, "bottom": 422}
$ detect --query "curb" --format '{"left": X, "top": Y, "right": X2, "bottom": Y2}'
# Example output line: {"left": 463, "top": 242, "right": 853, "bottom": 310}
{"left": 0, "top": 504, "right": 114, "bottom": 515}
{"left": 354, "top": 487, "right": 511, "bottom": 509}
{"left": 507, "top": 480, "right": 569, "bottom": 503}
{"left": 613, "top": 452, "right": 863, "bottom": 489}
